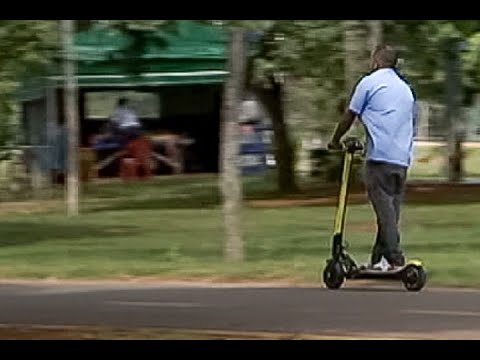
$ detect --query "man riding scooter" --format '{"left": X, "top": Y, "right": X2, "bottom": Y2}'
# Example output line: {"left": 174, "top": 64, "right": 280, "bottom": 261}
{"left": 328, "top": 44, "right": 418, "bottom": 271}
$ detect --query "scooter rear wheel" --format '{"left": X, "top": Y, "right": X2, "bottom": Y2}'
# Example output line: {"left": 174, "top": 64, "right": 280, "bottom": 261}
{"left": 323, "top": 260, "right": 345, "bottom": 290}
{"left": 401, "top": 264, "right": 427, "bottom": 292}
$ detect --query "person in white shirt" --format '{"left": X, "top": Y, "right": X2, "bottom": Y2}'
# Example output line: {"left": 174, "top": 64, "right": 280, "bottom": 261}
{"left": 110, "top": 97, "right": 142, "bottom": 144}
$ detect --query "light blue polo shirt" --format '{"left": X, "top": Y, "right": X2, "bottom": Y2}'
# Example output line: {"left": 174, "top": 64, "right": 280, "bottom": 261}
{"left": 349, "top": 68, "right": 417, "bottom": 168}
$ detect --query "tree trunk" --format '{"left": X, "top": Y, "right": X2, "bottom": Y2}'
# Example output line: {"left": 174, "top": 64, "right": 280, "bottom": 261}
{"left": 344, "top": 21, "right": 367, "bottom": 136}
{"left": 344, "top": 20, "right": 367, "bottom": 95}
{"left": 254, "top": 76, "right": 298, "bottom": 194}
{"left": 243, "top": 28, "right": 298, "bottom": 195}
{"left": 368, "top": 20, "right": 383, "bottom": 51}
{"left": 61, "top": 20, "right": 80, "bottom": 216}
{"left": 444, "top": 38, "right": 464, "bottom": 182}
{"left": 220, "top": 28, "right": 245, "bottom": 261}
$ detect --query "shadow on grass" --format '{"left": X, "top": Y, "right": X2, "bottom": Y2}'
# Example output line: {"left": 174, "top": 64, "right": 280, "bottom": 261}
{"left": 288, "top": 184, "right": 480, "bottom": 207}
{"left": 0, "top": 222, "right": 138, "bottom": 247}
{"left": 87, "top": 185, "right": 480, "bottom": 213}
{"left": 87, "top": 194, "right": 222, "bottom": 212}
{"left": 85, "top": 186, "right": 283, "bottom": 212}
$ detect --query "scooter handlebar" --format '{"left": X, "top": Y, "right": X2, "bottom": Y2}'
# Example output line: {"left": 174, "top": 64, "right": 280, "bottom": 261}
{"left": 343, "top": 137, "right": 364, "bottom": 153}
{"left": 327, "top": 137, "right": 364, "bottom": 153}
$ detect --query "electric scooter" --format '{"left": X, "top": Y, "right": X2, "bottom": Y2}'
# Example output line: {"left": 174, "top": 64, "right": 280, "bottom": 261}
{"left": 322, "top": 137, "right": 427, "bottom": 291}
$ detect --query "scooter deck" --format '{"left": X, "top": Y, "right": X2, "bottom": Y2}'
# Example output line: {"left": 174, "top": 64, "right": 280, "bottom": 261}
{"left": 350, "top": 260, "right": 423, "bottom": 279}
{"left": 352, "top": 267, "right": 405, "bottom": 279}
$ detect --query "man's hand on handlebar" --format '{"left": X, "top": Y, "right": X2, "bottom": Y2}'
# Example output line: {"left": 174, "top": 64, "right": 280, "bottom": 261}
{"left": 327, "top": 141, "right": 343, "bottom": 151}
{"left": 328, "top": 137, "right": 364, "bottom": 153}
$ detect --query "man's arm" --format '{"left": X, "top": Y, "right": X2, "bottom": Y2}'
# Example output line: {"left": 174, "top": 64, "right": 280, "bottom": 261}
{"left": 330, "top": 109, "right": 357, "bottom": 146}
{"left": 328, "top": 77, "right": 368, "bottom": 148}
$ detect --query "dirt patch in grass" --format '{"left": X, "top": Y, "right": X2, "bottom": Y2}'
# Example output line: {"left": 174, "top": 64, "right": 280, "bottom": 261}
{"left": 248, "top": 194, "right": 367, "bottom": 208}
{"left": 248, "top": 183, "right": 480, "bottom": 208}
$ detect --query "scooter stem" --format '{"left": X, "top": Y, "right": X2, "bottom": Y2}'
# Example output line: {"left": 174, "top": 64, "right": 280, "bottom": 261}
{"left": 333, "top": 151, "right": 354, "bottom": 236}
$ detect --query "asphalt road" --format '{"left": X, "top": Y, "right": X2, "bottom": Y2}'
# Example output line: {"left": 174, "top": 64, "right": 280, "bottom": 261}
{"left": 1, "top": 281, "right": 480, "bottom": 339}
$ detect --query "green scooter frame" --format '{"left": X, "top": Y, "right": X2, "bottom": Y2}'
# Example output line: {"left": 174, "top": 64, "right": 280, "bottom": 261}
{"left": 322, "top": 137, "right": 427, "bottom": 291}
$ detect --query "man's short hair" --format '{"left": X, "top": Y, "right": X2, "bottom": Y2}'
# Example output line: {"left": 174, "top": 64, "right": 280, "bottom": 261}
{"left": 118, "top": 97, "right": 128, "bottom": 106}
{"left": 373, "top": 44, "right": 398, "bottom": 68}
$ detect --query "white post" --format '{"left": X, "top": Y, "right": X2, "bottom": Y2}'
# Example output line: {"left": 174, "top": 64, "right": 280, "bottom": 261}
{"left": 61, "top": 20, "right": 80, "bottom": 216}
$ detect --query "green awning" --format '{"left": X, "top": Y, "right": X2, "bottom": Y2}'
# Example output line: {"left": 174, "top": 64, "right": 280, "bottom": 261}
{"left": 46, "top": 70, "right": 228, "bottom": 87}
{"left": 18, "top": 21, "right": 230, "bottom": 100}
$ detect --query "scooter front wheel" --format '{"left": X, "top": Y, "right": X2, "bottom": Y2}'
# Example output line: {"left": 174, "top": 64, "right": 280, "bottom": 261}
{"left": 323, "top": 260, "right": 345, "bottom": 290}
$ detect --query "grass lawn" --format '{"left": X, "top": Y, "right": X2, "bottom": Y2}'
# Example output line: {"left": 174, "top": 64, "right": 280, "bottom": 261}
{"left": 0, "top": 175, "right": 478, "bottom": 287}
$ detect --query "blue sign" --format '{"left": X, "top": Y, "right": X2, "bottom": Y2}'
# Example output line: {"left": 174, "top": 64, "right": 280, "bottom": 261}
{"left": 239, "top": 123, "right": 271, "bottom": 176}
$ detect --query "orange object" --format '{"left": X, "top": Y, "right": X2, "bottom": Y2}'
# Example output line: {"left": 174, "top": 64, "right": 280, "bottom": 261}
{"left": 80, "top": 147, "right": 97, "bottom": 182}
{"left": 120, "top": 158, "right": 139, "bottom": 181}
{"left": 120, "top": 136, "right": 153, "bottom": 180}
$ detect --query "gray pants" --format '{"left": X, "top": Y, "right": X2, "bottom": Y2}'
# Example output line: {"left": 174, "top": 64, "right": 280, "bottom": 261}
{"left": 364, "top": 160, "right": 407, "bottom": 266}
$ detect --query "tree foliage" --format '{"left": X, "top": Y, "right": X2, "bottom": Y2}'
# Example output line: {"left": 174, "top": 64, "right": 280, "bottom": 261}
{"left": 220, "top": 20, "right": 480, "bottom": 133}
{"left": 0, "top": 20, "right": 58, "bottom": 146}
{"left": 4, "top": 20, "right": 480, "bottom": 144}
